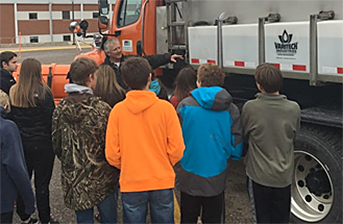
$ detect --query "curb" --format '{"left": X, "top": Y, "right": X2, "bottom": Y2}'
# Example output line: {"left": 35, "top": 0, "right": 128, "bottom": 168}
{"left": 1, "top": 41, "right": 69, "bottom": 48}
{"left": 1, "top": 40, "right": 93, "bottom": 48}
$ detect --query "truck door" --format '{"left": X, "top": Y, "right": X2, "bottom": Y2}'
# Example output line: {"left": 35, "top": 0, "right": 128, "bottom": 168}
{"left": 111, "top": 0, "right": 163, "bottom": 56}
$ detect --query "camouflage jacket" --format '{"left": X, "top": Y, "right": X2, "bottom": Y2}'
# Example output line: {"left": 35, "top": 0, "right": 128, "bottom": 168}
{"left": 52, "top": 92, "right": 119, "bottom": 211}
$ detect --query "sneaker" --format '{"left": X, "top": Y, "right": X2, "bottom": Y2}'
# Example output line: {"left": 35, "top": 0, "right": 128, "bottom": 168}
{"left": 21, "top": 218, "right": 39, "bottom": 224}
{"left": 95, "top": 212, "right": 100, "bottom": 221}
{"left": 48, "top": 219, "right": 59, "bottom": 224}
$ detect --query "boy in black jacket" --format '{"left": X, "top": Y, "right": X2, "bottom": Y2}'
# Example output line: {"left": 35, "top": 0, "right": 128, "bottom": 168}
{"left": 0, "top": 51, "right": 18, "bottom": 94}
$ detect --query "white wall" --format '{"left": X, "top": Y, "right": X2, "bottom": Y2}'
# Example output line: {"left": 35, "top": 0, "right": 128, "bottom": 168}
{"left": 1, "top": 0, "right": 98, "bottom": 4}
{"left": 16, "top": 11, "right": 96, "bottom": 20}
{"left": 2, "top": 0, "right": 116, "bottom": 44}
{"left": 1, "top": 0, "right": 116, "bottom": 4}
{"left": 19, "top": 33, "right": 75, "bottom": 43}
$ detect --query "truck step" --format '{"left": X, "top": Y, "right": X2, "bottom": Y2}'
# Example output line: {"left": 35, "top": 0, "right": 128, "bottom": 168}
{"left": 169, "top": 45, "right": 187, "bottom": 50}
{"left": 168, "top": 21, "right": 186, "bottom": 27}
{"left": 165, "top": 0, "right": 187, "bottom": 3}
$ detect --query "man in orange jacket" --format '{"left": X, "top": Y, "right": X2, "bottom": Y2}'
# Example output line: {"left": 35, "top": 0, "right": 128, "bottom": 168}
{"left": 105, "top": 57, "right": 184, "bottom": 224}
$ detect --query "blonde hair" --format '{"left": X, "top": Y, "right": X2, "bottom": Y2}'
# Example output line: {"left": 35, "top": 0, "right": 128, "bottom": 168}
{"left": 0, "top": 89, "right": 11, "bottom": 112}
{"left": 10, "top": 58, "right": 52, "bottom": 107}
{"left": 94, "top": 64, "right": 126, "bottom": 107}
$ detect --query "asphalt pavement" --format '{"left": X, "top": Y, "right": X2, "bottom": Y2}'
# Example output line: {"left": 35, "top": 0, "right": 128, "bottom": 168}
{"left": 1, "top": 41, "right": 92, "bottom": 64}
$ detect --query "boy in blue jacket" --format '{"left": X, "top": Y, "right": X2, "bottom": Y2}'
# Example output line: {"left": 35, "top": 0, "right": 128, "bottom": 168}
{"left": 0, "top": 90, "right": 35, "bottom": 224}
{"left": 176, "top": 63, "right": 243, "bottom": 223}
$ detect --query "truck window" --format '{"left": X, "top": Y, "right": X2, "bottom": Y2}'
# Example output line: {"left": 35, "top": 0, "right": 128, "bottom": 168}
{"left": 117, "top": 0, "right": 142, "bottom": 28}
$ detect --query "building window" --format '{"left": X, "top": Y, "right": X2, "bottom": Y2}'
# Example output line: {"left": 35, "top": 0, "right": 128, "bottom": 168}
{"left": 29, "top": 13, "right": 38, "bottom": 20}
{"left": 62, "top": 11, "right": 70, "bottom": 20}
{"left": 63, "top": 35, "right": 71, "bottom": 41}
{"left": 93, "top": 12, "right": 99, "bottom": 18}
{"left": 30, "top": 36, "right": 39, "bottom": 43}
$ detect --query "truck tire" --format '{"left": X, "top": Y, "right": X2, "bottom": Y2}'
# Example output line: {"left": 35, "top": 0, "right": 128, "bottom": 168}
{"left": 291, "top": 125, "right": 342, "bottom": 223}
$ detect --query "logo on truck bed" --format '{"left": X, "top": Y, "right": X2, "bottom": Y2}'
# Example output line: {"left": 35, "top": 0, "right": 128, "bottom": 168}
{"left": 274, "top": 30, "right": 298, "bottom": 57}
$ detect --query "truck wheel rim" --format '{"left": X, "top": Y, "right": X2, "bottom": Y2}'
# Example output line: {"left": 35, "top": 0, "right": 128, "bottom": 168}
{"left": 291, "top": 151, "right": 334, "bottom": 222}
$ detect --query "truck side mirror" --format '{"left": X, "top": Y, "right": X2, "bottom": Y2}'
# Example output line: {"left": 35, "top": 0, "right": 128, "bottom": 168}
{"left": 98, "top": 16, "right": 108, "bottom": 29}
{"left": 99, "top": 0, "right": 109, "bottom": 15}
{"left": 79, "top": 20, "right": 89, "bottom": 31}
{"left": 69, "top": 21, "right": 80, "bottom": 33}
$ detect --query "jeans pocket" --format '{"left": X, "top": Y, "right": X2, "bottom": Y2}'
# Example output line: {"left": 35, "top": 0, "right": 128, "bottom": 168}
{"left": 122, "top": 192, "right": 147, "bottom": 208}
{"left": 153, "top": 189, "right": 173, "bottom": 205}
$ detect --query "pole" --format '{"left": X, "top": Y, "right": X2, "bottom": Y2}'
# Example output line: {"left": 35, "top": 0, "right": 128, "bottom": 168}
{"left": 18, "top": 32, "right": 21, "bottom": 60}
{"left": 72, "top": 1, "right": 76, "bottom": 45}
{"left": 217, "top": 12, "right": 229, "bottom": 68}
{"left": 49, "top": 1, "right": 53, "bottom": 42}
{"left": 14, "top": 2, "right": 18, "bottom": 44}
{"left": 217, "top": 19, "right": 223, "bottom": 68}
{"left": 258, "top": 17, "right": 266, "bottom": 64}
{"left": 309, "top": 14, "right": 318, "bottom": 86}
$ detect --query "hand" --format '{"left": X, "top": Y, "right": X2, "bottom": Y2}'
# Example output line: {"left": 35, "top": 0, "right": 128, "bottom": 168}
{"left": 170, "top": 54, "right": 184, "bottom": 63}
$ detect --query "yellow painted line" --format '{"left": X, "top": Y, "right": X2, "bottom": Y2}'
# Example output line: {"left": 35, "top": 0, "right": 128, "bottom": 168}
{"left": 1, "top": 45, "right": 92, "bottom": 53}
{"left": 174, "top": 191, "right": 181, "bottom": 224}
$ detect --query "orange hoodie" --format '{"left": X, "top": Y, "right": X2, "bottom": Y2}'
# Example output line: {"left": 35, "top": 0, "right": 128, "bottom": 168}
{"left": 105, "top": 90, "right": 185, "bottom": 192}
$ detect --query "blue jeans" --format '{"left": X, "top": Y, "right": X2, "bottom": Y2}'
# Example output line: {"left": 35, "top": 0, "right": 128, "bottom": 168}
{"left": 75, "top": 190, "right": 118, "bottom": 224}
{"left": 121, "top": 189, "right": 174, "bottom": 224}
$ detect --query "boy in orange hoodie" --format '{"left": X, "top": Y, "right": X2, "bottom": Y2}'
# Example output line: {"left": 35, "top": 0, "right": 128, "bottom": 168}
{"left": 105, "top": 57, "right": 185, "bottom": 224}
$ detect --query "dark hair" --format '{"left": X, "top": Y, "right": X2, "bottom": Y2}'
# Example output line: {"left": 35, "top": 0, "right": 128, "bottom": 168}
{"left": 69, "top": 57, "right": 98, "bottom": 86}
{"left": 197, "top": 63, "right": 225, "bottom": 87}
{"left": 254, "top": 63, "right": 283, "bottom": 93}
{"left": 175, "top": 67, "right": 197, "bottom": 102}
{"left": 120, "top": 57, "right": 152, "bottom": 90}
{"left": 0, "top": 51, "right": 17, "bottom": 68}
{"left": 94, "top": 64, "right": 126, "bottom": 107}
{"left": 157, "top": 79, "right": 169, "bottom": 101}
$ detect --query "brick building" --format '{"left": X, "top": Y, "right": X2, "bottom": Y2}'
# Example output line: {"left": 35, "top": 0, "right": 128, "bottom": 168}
{"left": 0, "top": 0, "right": 114, "bottom": 44}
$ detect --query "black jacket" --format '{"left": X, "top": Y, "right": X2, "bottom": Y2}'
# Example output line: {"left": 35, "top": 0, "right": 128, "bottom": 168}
{"left": 10, "top": 90, "right": 55, "bottom": 143}
{"left": 0, "top": 68, "right": 16, "bottom": 94}
{"left": 102, "top": 53, "right": 172, "bottom": 90}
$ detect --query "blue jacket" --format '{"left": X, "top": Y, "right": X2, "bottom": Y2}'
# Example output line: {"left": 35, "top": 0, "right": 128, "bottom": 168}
{"left": 0, "top": 107, "right": 35, "bottom": 214}
{"left": 175, "top": 87, "right": 243, "bottom": 196}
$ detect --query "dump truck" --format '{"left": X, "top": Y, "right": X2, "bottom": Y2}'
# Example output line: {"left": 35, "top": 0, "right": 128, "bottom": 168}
{"left": 93, "top": 1, "right": 342, "bottom": 223}
{"left": 16, "top": 0, "right": 341, "bottom": 223}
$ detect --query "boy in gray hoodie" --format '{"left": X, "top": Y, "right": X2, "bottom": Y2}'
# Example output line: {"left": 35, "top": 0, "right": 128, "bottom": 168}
{"left": 242, "top": 63, "right": 301, "bottom": 223}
